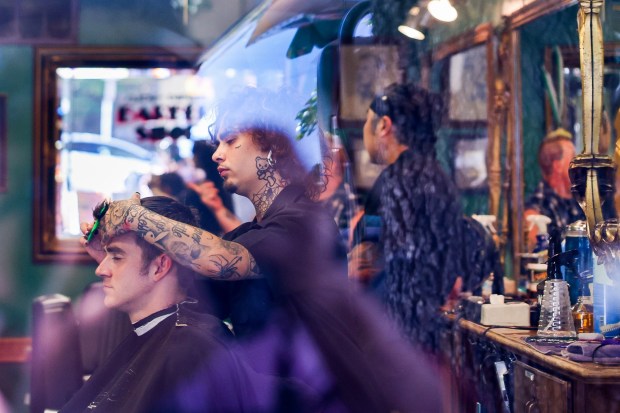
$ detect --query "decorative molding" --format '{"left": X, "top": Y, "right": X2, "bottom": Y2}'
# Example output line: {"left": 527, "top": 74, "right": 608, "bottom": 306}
{"left": 431, "top": 23, "right": 493, "bottom": 63}
{"left": 507, "top": 0, "right": 578, "bottom": 30}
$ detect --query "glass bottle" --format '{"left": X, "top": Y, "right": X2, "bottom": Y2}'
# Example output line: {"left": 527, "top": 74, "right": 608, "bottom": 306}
{"left": 572, "top": 272, "right": 594, "bottom": 334}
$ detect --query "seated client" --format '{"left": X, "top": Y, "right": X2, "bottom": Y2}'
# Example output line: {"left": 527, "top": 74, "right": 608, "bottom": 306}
{"left": 60, "top": 196, "right": 255, "bottom": 413}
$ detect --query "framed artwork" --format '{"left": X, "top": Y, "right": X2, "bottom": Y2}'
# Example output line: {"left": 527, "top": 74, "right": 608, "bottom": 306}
{"left": 453, "top": 135, "right": 488, "bottom": 191}
{"left": 339, "top": 44, "right": 403, "bottom": 123}
{"left": 448, "top": 44, "right": 488, "bottom": 122}
{"left": 0, "top": 95, "right": 6, "bottom": 192}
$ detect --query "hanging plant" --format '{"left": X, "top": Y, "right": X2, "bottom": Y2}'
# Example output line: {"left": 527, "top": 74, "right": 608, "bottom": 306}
{"left": 295, "top": 90, "right": 318, "bottom": 141}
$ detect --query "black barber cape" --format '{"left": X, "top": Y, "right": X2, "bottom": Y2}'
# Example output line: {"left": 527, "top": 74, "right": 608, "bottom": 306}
{"left": 60, "top": 301, "right": 257, "bottom": 413}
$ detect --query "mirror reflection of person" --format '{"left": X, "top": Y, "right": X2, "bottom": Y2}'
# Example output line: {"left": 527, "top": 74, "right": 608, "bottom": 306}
{"left": 187, "top": 140, "right": 240, "bottom": 234}
{"left": 524, "top": 128, "right": 585, "bottom": 250}
{"left": 64, "top": 197, "right": 255, "bottom": 413}
{"left": 351, "top": 83, "right": 465, "bottom": 352}
{"left": 91, "top": 87, "right": 446, "bottom": 412}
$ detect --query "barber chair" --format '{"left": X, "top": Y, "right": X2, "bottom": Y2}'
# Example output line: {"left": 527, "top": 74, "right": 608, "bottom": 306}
{"left": 75, "top": 282, "right": 131, "bottom": 375}
{"left": 30, "top": 283, "right": 132, "bottom": 413}
{"left": 30, "top": 294, "right": 83, "bottom": 413}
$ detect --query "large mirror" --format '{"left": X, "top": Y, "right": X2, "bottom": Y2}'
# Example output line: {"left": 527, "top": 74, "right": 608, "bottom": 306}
{"left": 34, "top": 47, "right": 203, "bottom": 262}
{"left": 429, "top": 24, "right": 496, "bottom": 214}
{"left": 505, "top": 0, "right": 620, "bottom": 286}
{"left": 547, "top": 43, "right": 620, "bottom": 159}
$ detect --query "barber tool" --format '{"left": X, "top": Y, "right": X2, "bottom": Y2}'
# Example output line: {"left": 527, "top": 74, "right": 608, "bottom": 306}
{"left": 86, "top": 200, "right": 110, "bottom": 243}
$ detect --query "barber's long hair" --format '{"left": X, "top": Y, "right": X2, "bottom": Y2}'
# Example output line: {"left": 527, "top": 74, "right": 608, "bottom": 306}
{"left": 209, "top": 87, "right": 327, "bottom": 199}
{"left": 370, "top": 83, "right": 442, "bottom": 156}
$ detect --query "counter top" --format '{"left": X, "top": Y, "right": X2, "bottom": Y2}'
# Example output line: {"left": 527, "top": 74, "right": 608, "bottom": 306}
{"left": 451, "top": 316, "right": 620, "bottom": 382}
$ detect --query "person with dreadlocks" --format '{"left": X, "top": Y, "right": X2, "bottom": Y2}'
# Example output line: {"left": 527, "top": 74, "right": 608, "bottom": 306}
{"left": 88, "top": 86, "right": 448, "bottom": 412}
{"left": 354, "top": 83, "right": 465, "bottom": 352}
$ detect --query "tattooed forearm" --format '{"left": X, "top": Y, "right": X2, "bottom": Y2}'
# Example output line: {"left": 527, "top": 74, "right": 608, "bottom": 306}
{"left": 117, "top": 205, "right": 260, "bottom": 279}
{"left": 171, "top": 222, "right": 190, "bottom": 239}
{"left": 205, "top": 249, "right": 260, "bottom": 279}
{"left": 207, "top": 254, "right": 243, "bottom": 279}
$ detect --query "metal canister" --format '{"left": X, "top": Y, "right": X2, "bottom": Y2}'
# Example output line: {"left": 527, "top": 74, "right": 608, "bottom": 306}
{"left": 563, "top": 220, "right": 593, "bottom": 305}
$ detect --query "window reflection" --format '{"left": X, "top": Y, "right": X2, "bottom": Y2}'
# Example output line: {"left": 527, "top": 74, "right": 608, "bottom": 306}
{"left": 55, "top": 67, "right": 205, "bottom": 239}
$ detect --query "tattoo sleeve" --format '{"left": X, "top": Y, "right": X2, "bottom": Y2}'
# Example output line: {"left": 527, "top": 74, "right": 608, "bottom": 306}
{"left": 131, "top": 206, "right": 261, "bottom": 279}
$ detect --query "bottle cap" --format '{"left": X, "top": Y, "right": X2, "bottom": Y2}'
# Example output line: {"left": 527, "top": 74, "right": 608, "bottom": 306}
{"left": 566, "top": 220, "right": 588, "bottom": 237}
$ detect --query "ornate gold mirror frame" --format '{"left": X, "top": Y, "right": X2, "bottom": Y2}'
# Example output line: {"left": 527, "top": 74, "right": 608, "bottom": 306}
{"left": 568, "top": 0, "right": 620, "bottom": 277}
{"left": 33, "top": 46, "right": 202, "bottom": 263}
{"left": 503, "top": 0, "right": 578, "bottom": 283}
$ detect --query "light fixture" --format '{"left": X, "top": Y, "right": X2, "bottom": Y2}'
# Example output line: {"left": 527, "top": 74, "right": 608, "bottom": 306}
{"left": 398, "top": 6, "right": 427, "bottom": 40}
{"left": 171, "top": 0, "right": 209, "bottom": 25}
{"left": 427, "top": 0, "right": 458, "bottom": 23}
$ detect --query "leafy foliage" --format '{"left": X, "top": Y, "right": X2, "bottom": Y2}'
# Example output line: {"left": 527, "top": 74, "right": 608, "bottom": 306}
{"left": 295, "top": 90, "right": 318, "bottom": 141}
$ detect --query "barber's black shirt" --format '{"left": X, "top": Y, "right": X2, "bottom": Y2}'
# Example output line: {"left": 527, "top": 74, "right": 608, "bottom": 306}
{"left": 209, "top": 185, "right": 346, "bottom": 338}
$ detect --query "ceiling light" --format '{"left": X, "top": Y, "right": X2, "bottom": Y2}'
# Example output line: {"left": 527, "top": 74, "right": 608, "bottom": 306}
{"left": 428, "top": 0, "right": 458, "bottom": 22}
{"left": 398, "top": 7, "right": 426, "bottom": 40}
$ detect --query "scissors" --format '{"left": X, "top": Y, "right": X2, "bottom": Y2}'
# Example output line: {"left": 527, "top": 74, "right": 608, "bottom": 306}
{"left": 86, "top": 200, "right": 110, "bottom": 243}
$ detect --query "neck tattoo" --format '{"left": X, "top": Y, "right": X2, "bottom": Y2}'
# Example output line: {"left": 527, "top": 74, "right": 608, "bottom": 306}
{"left": 252, "top": 155, "right": 286, "bottom": 219}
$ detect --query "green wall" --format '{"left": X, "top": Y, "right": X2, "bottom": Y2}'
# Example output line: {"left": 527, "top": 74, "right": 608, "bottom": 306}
{"left": 0, "top": 45, "right": 100, "bottom": 336}
{"left": 0, "top": 3, "right": 257, "bottom": 410}
{"left": 0, "top": 0, "right": 255, "bottom": 339}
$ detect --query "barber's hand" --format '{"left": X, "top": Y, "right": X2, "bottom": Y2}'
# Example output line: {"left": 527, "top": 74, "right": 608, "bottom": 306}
{"left": 80, "top": 221, "right": 105, "bottom": 263}
{"left": 99, "top": 193, "right": 142, "bottom": 244}
{"left": 188, "top": 181, "right": 224, "bottom": 212}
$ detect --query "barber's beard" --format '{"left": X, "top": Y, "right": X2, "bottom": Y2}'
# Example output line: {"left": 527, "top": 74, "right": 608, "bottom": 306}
{"left": 222, "top": 180, "right": 238, "bottom": 195}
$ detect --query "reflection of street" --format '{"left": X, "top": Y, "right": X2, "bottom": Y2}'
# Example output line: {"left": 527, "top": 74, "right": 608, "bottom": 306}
{"left": 57, "top": 133, "right": 166, "bottom": 238}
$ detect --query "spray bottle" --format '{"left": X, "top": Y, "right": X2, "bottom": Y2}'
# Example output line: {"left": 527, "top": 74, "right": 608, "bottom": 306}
{"left": 537, "top": 232, "right": 578, "bottom": 338}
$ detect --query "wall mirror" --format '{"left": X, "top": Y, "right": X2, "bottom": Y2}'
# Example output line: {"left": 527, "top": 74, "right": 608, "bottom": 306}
{"left": 34, "top": 46, "right": 203, "bottom": 263}
{"left": 547, "top": 43, "right": 620, "bottom": 156}
{"left": 506, "top": 0, "right": 618, "bottom": 283}
{"left": 429, "top": 23, "right": 496, "bottom": 213}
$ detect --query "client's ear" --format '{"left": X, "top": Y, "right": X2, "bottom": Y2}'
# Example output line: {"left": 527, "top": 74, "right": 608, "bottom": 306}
{"left": 150, "top": 254, "right": 173, "bottom": 282}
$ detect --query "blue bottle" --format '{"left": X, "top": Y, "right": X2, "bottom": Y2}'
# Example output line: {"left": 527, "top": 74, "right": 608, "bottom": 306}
{"left": 563, "top": 221, "right": 593, "bottom": 306}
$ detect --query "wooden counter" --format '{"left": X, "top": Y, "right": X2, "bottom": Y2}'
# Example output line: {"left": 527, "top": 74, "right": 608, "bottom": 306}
{"left": 443, "top": 316, "right": 620, "bottom": 413}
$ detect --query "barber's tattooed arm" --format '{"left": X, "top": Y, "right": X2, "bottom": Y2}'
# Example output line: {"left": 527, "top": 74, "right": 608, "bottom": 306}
{"left": 101, "top": 195, "right": 261, "bottom": 279}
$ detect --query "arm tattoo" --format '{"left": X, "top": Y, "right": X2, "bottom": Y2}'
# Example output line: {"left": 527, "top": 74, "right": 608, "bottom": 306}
{"left": 207, "top": 254, "right": 243, "bottom": 279}
{"left": 129, "top": 206, "right": 260, "bottom": 279}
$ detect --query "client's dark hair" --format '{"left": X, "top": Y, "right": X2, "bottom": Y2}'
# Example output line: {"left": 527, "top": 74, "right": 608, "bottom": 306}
{"left": 138, "top": 197, "right": 198, "bottom": 290}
